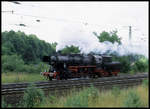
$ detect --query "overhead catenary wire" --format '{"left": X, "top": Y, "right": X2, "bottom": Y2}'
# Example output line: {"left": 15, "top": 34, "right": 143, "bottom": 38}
{"left": 2, "top": 3, "right": 119, "bottom": 29}
{"left": 3, "top": 11, "right": 147, "bottom": 39}
{"left": 2, "top": 11, "right": 104, "bottom": 28}
{"left": 2, "top": 1, "right": 147, "bottom": 38}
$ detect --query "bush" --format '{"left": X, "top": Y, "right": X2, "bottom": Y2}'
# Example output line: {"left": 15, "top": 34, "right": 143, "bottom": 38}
{"left": 22, "top": 62, "right": 49, "bottom": 73}
{"left": 134, "top": 57, "right": 148, "bottom": 72}
{"left": 114, "top": 55, "right": 131, "bottom": 73}
{"left": 123, "top": 90, "right": 143, "bottom": 107}
{"left": 2, "top": 54, "right": 25, "bottom": 72}
{"left": 112, "top": 54, "right": 148, "bottom": 73}
{"left": 22, "top": 84, "right": 45, "bottom": 108}
{"left": 2, "top": 53, "right": 50, "bottom": 74}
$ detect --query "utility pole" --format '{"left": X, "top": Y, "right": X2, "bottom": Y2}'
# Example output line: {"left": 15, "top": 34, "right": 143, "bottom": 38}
{"left": 122, "top": 25, "right": 132, "bottom": 46}
{"left": 129, "top": 26, "right": 132, "bottom": 40}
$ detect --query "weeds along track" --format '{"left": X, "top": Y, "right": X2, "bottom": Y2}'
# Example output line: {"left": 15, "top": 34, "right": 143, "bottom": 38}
{"left": 2, "top": 73, "right": 148, "bottom": 95}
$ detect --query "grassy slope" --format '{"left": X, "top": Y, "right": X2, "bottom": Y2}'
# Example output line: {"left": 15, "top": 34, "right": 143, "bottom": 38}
{"left": 2, "top": 72, "right": 145, "bottom": 83}
{"left": 2, "top": 72, "right": 47, "bottom": 83}
{"left": 41, "top": 85, "right": 148, "bottom": 107}
{"left": 2, "top": 72, "right": 148, "bottom": 107}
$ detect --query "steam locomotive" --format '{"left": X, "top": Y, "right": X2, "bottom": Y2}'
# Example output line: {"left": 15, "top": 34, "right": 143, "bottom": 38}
{"left": 41, "top": 53, "right": 121, "bottom": 80}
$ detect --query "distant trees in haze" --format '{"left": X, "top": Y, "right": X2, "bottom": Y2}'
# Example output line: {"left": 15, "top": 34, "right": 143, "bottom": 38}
{"left": 93, "top": 30, "right": 122, "bottom": 45}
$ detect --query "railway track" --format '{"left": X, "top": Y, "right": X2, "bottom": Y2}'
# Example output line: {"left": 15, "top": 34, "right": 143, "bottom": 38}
{"left": 2, "top": 73, "right": 148, "bottom": 106}
{"left": 2, "top": 73, "right": 148, "bottom": 95}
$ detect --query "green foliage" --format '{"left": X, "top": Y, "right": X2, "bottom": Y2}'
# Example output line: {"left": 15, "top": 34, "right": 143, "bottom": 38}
{"left": 133, "top": 57, "right": 148, "bottom": 72}
{"left": 64, "top": 85, "right": 98, "bottom": 107}
{"left": 142, "top": 79, "right": 148, "bottom": 87}
{"left": 2, "top": 98, "right": 12, "bottom": 108}
{"left": 86, "top": 85, "right": 99, "bottom": 100}
{"left": 64, "top": 93, "right": 88, "bottom": 107}
{"left": 93, "top": 30, "right": 121, "bottom": 45}
{"left": 59, "top": 45, "right": 80, "bottom": 54}
{"left": 51, "top": 42, "right": 57, "bottom": 50}
{"left": 2, "top": 30, "right": 56, "bottom": 64}
{"left": 2, "top": 30, "right": 56, "bottom": 73}
{"left": 111, "top": 54, "right": 148, "bottom": 73}
{"left": 123, "top": 90, "right": 143, "bottom": 107}
{"left": 2, "top": 54, "right": 24, "bottom": 72}
{"left": 2, "top": 41, "right": 16, "bottom": 55}
{"left": 111, "top": 86, "right": 121, "bottom": 97}
{"left": 64, "top": 90, "right": 88, "bottom": 107}
{"left": 129, "top": 70, "right": 136, "bottom": 75}
{"left": 48, "top": 95, "right": 57, "bottom": 103}
{"left": 2, "top": 98, "right": 7, "bottom": 108}
{"left": 22, "top": 84, "right": 45, "bottom": 108}
{"left": 115, "top": 55, "right": 131, "bottom": 73}
{"left": 22, "top": 62, "right": 49, "bottom": 73}
{"left": 2, "top": 53, "right": 49, "bottom": 74}
{"left": 129, "top": 55, "right": 148, "bottom": 73}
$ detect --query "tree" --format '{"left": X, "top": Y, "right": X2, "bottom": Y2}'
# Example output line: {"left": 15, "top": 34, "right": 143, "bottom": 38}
{"left": 2, "top": 30, "right": 57, "bottom": 63}
{"left": 93, "top": 30, "right": 121, "bottom": 45}
{"left": 2, "top": 41, "right": 15, "bottom": 55}
{"left": 59, "top": 45, "right": 80, "bottom": 54}
{"left": 22, "top": 45, "right": 37, "bottom": 64}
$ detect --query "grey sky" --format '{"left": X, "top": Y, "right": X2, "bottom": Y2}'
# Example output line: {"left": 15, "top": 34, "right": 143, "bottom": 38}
{"left": 2, "top": 1, "right": 149, "bottom": 57}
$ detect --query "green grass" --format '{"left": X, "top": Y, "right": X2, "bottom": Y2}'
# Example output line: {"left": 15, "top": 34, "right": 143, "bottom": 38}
{"left": 2, "top": 72, "right": 47, "bottom": 83}
{"left": 39, "top": 84, "right": 148, "bottom": 107}
{"left": 2, "top": 80, "right": 148, "bottom": 108}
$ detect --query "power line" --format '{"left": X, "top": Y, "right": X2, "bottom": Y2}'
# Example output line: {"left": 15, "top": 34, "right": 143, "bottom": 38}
{"left": 2, "top": 3, "right": 147, "bottom": 34}
{"left": 1, "top": 2, "right": 111, "bottom": 28}
{"left": 3, "top": 11, "right": 147, "bottom": 36}
{"left": 1, "top": 2, "right": 133, "bottom": 30}
{"left": 2, "top": 11, "right": 105, "bottom": 28}
{"left": 2, "top": 10, "right": 14, "bottom": 13}
{"left": 7, "top": 1, "right": 21, "bottom": 5}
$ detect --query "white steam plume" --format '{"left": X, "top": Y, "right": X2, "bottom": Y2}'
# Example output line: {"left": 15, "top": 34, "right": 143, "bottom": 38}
{"left": 56, "top": 24, "right": 148, "bottom": 58}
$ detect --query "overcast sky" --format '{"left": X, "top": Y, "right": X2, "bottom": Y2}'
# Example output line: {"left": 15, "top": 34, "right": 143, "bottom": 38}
{"left": 1, "top": 1, "right": 149, "bottom": 57}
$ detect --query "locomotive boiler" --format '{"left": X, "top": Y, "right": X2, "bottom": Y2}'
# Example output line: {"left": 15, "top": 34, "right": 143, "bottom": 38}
{"left": 41, "top": 53, "right": 121, "bottom": 80}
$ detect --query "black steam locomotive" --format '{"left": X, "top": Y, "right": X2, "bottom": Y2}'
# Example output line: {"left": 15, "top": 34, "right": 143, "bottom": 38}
{"left": 41, "top": 53, "right": 121, "bottom": 80}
